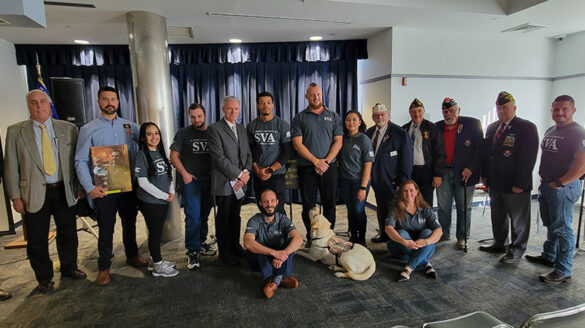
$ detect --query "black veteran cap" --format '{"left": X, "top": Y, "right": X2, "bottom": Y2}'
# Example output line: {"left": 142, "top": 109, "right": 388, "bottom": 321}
{"left": 409, "top": 98, "right": 424, "bottom": 109}
{"left": 496, "top": 91, "right": 515, "bottom": 105}
{"left": 442, "top": 98, "right": 457, "bottom": 109}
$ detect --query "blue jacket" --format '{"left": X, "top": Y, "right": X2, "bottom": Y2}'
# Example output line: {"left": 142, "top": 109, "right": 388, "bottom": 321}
{"left": 482, "top": 116, "right": 539, "bottom": 193}
{"left": 366, "top": 121, "right": 413, "bottom": 197}
{"left": 435, "top": 116, "right": 483, "bottom": 186}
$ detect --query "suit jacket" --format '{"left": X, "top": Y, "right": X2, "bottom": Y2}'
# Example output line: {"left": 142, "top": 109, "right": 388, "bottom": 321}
{"left": 4, "top": 118, "right": 79, "bottom": 213}
{"left": 207, "top": 119, "right": 253, "bottom": 196}
{"left": 366, "top": 121, "right": 413, "bottom": 197}
{"left": 435, "top": 116, "right": 483, "bottom": 186}
{"left": 482, "top": 116, "right": 539, "bottom": 193}
{"left": 402, "top": 119, "right": 446, "bottom": 177}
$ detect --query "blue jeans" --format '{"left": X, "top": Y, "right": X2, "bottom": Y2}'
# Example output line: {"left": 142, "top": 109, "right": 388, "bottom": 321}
{"left": 387, "top": 229, "right": 435, "bottom": 269}
{"left": 339, "top": 177, "right": 370, "bottom": 237}
{"left": 247, "top": 240, "right": 294, "bottom": 280}
{"left": 183, "top": 180, "right": 213, "bottom": 253}
{"left": 539, "top": 180, "right": 582, "bottom": 276}
{"left": 436, "top": 168, "right": 474, "bottom": 240}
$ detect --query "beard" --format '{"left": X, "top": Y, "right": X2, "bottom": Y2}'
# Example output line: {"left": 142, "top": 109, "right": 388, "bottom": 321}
{"left": 260, "top": 206, "right": 276, "bottom": 217}
{"left": 100, "top": 105, "right": 117, "bottom": 115}
{"left": 309, "top": 102, "right": 323, "bottom": 110}
{"left": 193, "top": 121, "right": 205, "bottom": 129}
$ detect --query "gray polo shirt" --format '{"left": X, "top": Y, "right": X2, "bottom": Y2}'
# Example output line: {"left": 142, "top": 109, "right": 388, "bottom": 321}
{"left": 339, "top": 132, "right": 374, "bottom": 181}
{"left": 291, "top": 106, "right": 343, "bottom": 166}
{"left": 170, "top": 126, "right": 211, "bottom": 181}
{"left": 385, "top": 207, "right": 441, "bottom": 233}
{"left": 245, "top": 212, "right": 296, "bottom": 249}
{"left": 246, "top": 116, "right": 291, "bottom": 175}
{"left": 135, "top": 150, "right": 172, "bottom": 205}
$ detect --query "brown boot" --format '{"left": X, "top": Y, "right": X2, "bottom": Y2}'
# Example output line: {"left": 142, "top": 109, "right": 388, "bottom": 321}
{"left": 126, "top": 256, "right": 148, "bottom": 268}
{"left": 280, "top": 276, "right": 299, "bottom": 289}
{"left": 95, "top": 269, "right": 111, "bottom": 286}
{"left": 263, "top": 281, "right": 278, "bottom": 299}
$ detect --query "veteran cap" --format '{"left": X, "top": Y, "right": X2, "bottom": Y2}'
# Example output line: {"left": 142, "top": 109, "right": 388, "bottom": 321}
{"left": 496, "top": 91, "right": 515, "bottom": 105}
{"left": 372, "top": 103, "right": 388, "bottom": 113}
{"left": 409, "top": 98, "right": 424, "bottom": 109}
{"left": 442, "top": 98, "right": 457, "bottom": 109}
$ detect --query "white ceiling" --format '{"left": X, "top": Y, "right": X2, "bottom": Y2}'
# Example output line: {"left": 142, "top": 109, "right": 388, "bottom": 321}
{"left": 0, "top": 0, "right": 584, "bottom": 44}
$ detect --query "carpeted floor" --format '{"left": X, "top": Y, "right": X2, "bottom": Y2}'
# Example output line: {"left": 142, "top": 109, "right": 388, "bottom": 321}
{"left": 1, "top": 195, "right": 585, "bottom": 327}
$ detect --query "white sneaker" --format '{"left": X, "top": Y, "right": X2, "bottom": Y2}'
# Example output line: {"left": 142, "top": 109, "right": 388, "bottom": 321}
{"left": 148, "top": 259, "right": 175, "bottom": 272}
{"left": 152, "top": 261, "right": 179, "bottom": 277}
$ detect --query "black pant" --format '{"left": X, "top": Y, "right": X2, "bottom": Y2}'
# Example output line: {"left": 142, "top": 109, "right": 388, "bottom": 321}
{"left": 412, "top": 166, "right": 434, "bottom": 206}
{"left": 94, "top": 191, "right": 139, "bottom": 270}
{"left": 215, "top": 194, "right": 242, "bottom": 257}
{"left": 253, "top": 174, "right": 286, "bottom": 214}
{"left": 138, "top": 200, "right": 169, "bottom": 262}
{"left": 23, "top": 184, "right": 78, "bottom": 283}
{"left": 374, "top": 185, "right": 397, "bottom": 240}
{"left": 298, "top": 164, "right": 338, "bottom": 239}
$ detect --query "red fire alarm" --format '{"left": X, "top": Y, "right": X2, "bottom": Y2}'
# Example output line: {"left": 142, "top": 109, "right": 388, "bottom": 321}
{"left": 401, "top": 77, "right": 407, "bottom": 86}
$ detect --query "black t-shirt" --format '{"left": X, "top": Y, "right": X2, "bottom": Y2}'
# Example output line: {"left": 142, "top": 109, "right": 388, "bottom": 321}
{"left": 170, "top": 126, "right": 211, "bottom": 181}
{"left": 539, "top": 122, "right": 585, "bottom": 178}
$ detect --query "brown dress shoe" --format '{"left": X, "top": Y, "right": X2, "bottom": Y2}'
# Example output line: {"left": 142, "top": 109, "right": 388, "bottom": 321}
{"left": 280, "top": 276, "right": 299, "bottom": 289}
{"left": 35, "top": 281, "right": 55, "bottom": 293}
{"left": 539, "top": 270, "right": 571, "bottom": 284}
{"left": 95, "top": 269, "right": 111, "bottom": 286}
{"left": 0, "top": 288, "right": 11, "bottom": 301}
{"left": 263, "top": 281, "right": 278, "bottom": 299}
{"left": 126, "top": 256, "right": 148, "bottom": 268}
{"left": 525, "top": 255, "right": 554, "bottom": 267}
{"left": 62, "top": 269, "right": 87, "bottom": 280}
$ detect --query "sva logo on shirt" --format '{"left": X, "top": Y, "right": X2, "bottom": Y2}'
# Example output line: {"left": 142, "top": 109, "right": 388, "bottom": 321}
{"left": 541, "top": 137, "right": 559, "bottom": 152}
{"left": 156, "top": 160, "right": 167, "bottom": 174}
{"left": 254, "top": 132, "right": 276, "bottom": 144}
{"left": 191, "top": 140, "right": 208, "bottom": 153}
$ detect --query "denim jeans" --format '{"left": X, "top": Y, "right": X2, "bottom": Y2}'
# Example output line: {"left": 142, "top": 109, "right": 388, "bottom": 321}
{"left": 339, "top": 177, "right": 370, "bottom": 237}
{"left": 247, "top": 239, "right": 294, "bottom": 280}
{"left": 183, "top": 180, "right": 213, "bottom": 253}
{"left": 436, "top": 168, "right": 474, "bottom": 240}
{"left": 539, "top": 180, "right": 582, "bottom": 276}
{"left": 387, "top": 228, "right": 435, "bottom": 269}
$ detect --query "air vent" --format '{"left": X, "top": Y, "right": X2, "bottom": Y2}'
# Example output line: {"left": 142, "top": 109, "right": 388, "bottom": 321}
{"left": 167, "top": 26, "right": 194, "bottom": 39}
{"left": 44, "top": 1, "right": 96, "bottom": 8}
{"left": 502, "top": 23, "right": 546, "bottom": 33}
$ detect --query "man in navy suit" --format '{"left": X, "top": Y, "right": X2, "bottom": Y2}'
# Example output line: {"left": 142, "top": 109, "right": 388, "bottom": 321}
{"left": 367, "top": 103, "right": 413, "bottom": 243}
{"left": 435, "top": 98, "right": 483, "bottom": 249}
{"left": 480, "top": 92, "right": 538, "bottom": 263}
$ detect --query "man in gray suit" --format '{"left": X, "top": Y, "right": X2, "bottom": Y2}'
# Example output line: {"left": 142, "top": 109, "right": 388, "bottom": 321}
{"left": 4, "top": 89, "right": 86, "bottom": 293}
{"left": 208, "top": 96, "right": 253, "bottom": 266}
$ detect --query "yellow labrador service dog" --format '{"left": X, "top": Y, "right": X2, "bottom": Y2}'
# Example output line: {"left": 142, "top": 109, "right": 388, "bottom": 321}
{"left": 297, "top": 210, "right": 376, "bottom": 281}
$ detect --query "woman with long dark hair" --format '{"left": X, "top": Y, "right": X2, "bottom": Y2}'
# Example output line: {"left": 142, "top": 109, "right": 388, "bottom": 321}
{"left": 136, "top": 122, "right": 178, "bottom": 277}
{"left": 385, "top": 180, "right": 442, "bottom": 282}
{"left": 338, "top": 110, "right": 373, "bottom": 245}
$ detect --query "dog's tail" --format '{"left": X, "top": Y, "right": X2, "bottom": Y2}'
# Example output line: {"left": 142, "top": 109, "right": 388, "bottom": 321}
{"left": 344, "top": 261, "right": 376, "bottom": 281}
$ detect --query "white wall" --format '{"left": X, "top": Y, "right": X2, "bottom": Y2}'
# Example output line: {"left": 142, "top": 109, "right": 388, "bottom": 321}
{"left": 552, "top": 31, "right": 585, "bottom": 125}
{"left": 0, "top": 38, "right": 29, "bottom": 229}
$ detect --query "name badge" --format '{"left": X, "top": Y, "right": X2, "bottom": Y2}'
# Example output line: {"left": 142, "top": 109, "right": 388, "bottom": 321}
{"left": 390, "top": 151, "right": 397, "bottom": 157}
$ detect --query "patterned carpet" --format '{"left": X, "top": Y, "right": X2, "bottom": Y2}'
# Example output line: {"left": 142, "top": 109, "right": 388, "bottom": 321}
{"left": 1, "top": 197, "right": 585, "bottom": 327}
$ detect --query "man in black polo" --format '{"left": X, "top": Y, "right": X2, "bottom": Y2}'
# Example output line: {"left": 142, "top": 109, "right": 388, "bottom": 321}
{"left": 291, "top": 83, "right": 343, "bottom": 245}
{"left": 247, "top": 91, "right": 293, "bottom": 214}
{"left": 402, "top": 98, "right": 446, "bottom": 206}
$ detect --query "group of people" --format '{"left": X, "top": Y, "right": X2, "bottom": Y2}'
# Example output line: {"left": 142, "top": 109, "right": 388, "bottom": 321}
{"left": 1, "top": 81, "right": 583, "bottom": 300}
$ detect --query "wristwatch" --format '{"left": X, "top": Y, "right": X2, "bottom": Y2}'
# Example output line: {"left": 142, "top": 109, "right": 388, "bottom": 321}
{"left": 267, "top": 166, "right": 274, "bottom": 174}
{"left": 359, "top": 186, "right": 367, "bottom": 191}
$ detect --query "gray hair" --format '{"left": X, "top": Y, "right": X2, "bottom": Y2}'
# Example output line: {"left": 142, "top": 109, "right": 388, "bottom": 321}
{"left": 223, "top": 96, "right": 239, "bottom": 107}
{"left": 26, "top": 89, "right": 52, "bottom": 104}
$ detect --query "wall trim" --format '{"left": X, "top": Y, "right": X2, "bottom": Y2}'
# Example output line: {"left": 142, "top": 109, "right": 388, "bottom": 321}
{"left": 359, "top": 72, "right": 585, "bottom": 85}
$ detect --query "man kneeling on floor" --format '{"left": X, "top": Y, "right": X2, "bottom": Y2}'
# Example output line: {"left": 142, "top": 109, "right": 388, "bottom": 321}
{"left": 244, "top": 189, "right": 303, "bottom": 299}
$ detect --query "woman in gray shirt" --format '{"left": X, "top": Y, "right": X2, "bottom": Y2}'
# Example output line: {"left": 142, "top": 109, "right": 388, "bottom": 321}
{"left": 385, "top": 180, "right": 443, "bottom": 282}
{"left": 339, "top": 110, "right": 374, "bottom": 245}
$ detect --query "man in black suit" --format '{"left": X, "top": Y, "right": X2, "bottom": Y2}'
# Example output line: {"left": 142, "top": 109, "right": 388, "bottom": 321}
{"left": 208, "top": 96, "right": 253, "bottom": 266}
{"left": 436, "top": 98, "right": 483, "bottom": 249}
{"left": 480, "top": 91, "right": 539, "bottom": 263}
{"left": 402, "top": 98, "right": 446, "bottom": 206}
{"left": 367, "top": 103, "right": 413, "bottom": 243}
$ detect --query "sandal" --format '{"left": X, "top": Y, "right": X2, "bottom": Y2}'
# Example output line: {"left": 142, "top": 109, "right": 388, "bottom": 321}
{"left": 397, "top": 266, "right": 413, "bottom": 282}
{"left": 424, "top": 262, "right": 437, "bottom": 279}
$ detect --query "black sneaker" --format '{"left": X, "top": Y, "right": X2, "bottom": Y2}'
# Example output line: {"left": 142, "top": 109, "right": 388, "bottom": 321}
{"left": 187, "top": 252, "right": 200, "bottom": 270}
{"left": 200, "top": 242, "right": 217, "bottom": 256}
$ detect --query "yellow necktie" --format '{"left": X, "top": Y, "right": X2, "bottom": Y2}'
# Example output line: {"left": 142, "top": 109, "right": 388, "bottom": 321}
{"left": 40, "top": 124, "right": 56, "bottom": 176}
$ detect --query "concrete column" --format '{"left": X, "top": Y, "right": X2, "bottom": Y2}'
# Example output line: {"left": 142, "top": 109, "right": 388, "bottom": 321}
{"left": 126, "top": 11, "right": 181, "bottom": 241}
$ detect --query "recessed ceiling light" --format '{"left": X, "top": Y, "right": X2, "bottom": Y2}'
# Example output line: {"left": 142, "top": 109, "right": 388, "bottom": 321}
{"left": 229, "top": 38, "right": 242, "bottom": 43}
{"left": 74, "top": 40, "right": 90, "bottom": 45}
{"left": 309, "top": 36, "right": 322, "bottom": 41}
